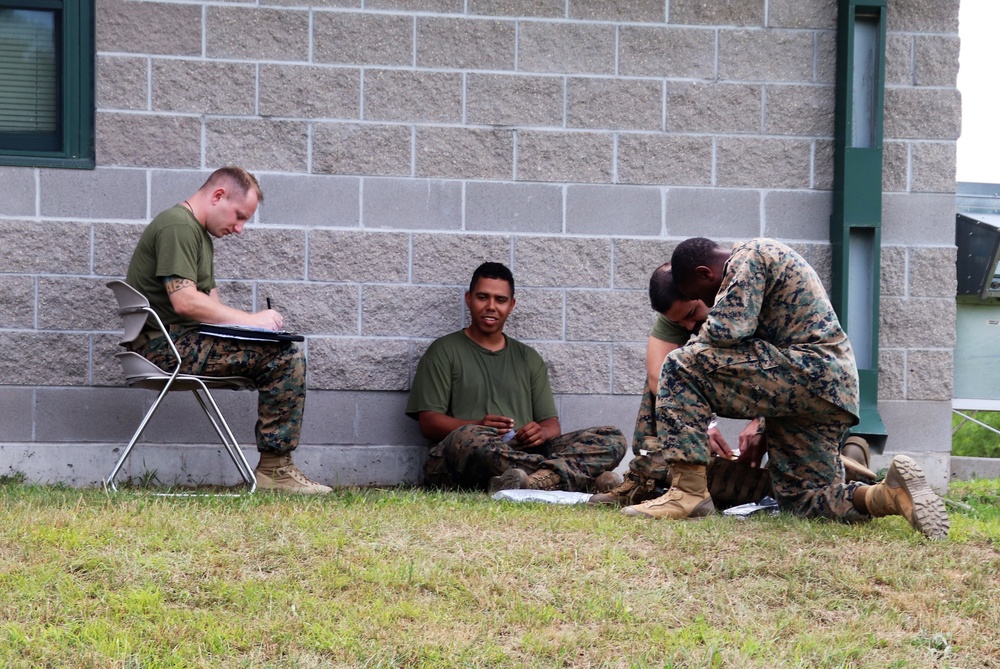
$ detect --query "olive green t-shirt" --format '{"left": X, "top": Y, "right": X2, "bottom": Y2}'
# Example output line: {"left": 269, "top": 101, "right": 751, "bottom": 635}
{"left": 125, "top": 205, "right": 215, "bottom": 328}
{"left": 405, "top": 330, "right": 558, "bottom": 429}
{"left": 650, "top": 313, "right": 692, "bottom": 345}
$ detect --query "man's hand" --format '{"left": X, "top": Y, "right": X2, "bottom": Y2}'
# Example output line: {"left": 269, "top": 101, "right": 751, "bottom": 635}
{"left": 252, "top": 309, "right": 285, "bottom": 331}
{"left": 480, "top": 414, "right": 515, "bottom": 431}
{"left": 515, "top": 421, "right": 549, "bottom": 449}
{"left": 707, "top": 426, "right": 733, "bottom": 459}
{"left": 737, "top": 419, "right": 766, "bottom": 467}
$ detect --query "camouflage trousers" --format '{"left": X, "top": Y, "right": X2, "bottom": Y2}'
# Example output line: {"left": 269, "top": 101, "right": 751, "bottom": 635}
{"left": 628, "top": 380, "right": 671, "bottom": 482}
{"left": 423, "top": 424, "right": 626, "bottom": 492}
{"left": 138, "top": 327, "right": 306, "bottom": 455}
{"left": 657, "top": 339, "right": 865, "bottom": 522}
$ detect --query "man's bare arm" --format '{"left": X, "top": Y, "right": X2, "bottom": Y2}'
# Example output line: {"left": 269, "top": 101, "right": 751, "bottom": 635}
{"left": 646, "top": 337, "right": 682, "bottom": 394}
{"left": 165, "top": 277, "right": 282, "bottom": 329}
{"left": 417, "top": 410, "right": 513, "bottom": 442}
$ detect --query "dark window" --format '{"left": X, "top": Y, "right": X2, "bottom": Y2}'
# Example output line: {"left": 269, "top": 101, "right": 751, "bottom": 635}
{"left": 0, "top": 0, "right": 93, "bottom": 168}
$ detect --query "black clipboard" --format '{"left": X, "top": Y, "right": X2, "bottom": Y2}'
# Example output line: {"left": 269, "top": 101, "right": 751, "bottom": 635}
{"left": 199, "top": 324, "right": 304, "bottom": 342}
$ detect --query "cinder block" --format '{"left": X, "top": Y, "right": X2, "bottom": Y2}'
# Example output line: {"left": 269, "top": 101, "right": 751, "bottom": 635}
{"left": 313, "top": 123, "right": 412, "bottom": 177}
{"left": 355, "top": 391, "right": 424, "bottom": 445}
{"left": 907, "top": 349, "right": 953, "bottom": 401}
{"left": 466, "top": 74, "right": 564, "bottom": 127}
{"left": 34, "top": 387, "right": 148, "bottom": 442}
{"left": 517, "top": 22, "right": 615, "bottom": 74}
{"left": 96, "top": 113, "right": 201, "bottom": 169}
{"left": 815, "top": 32, "right": 837, "bottom": 85}
{"left": 152, "top": 60, "right": 256, "bottom": 115}
{"left": 556, "top": 394, "right": 640, "bottom": 440}
{"left": 618, "top": 26, "right": 715, "bottom": 79}
{"left": 93, "top": 333, "right": 127, "bottom": 387}
{"left": 617, "top": 134, "right": 712, "bottom": 186}
{"left": 307, "top": 230, "right": 410, "bottom": 283}
{"left": 151, "top": 170, "right": 213, "bottom": 219}
{"left": 767, "top": 0, "right": 836, "bottom": 29}
{"left": 257, "top": 174, "right": 360, "bottom": 227}
{"left": 792, "top": 242, "right": 833, "bottom": 290}
{"left": 665, "top": 188, "right": 761, "bottom": 239}
{"left": 469, "top": 0, "right": 564, "bottom": 18}
{"left": 299, "top": 390, "right": 357, "bottom": 446}
{"left": 911, "top": 142, "right": 956, "bottom": 194}
{"left": 566, "top": 185, "right": 661, "bottom": 236}
{"left": 879, "top": 297, "right": 955, "bottom": 349}
{"left": 313, "top": 12, "right": 413, "bottom": 67}
{"left": 517, "top": 131, "right": 613, "bottom": 183}
{"left": 38, "top": 277, "right": 119, "bottom": 331}
{"left": 465, "top": 181, "right": 563, "bottom": 233}
{"left": 364, "top": 70, "right": 463, "bottom": 123}
{"left": 415, "top": 127, "right": 515, "bottom": 180}
{"left": 909, "top": 246, "right": 957, "bottom": 298}
{"left": 259, "top": 65, "right": 360, "bottom": 119}
{"left": 256, "top": 282, "right": 359, "bottom": 336}
{"left": 878, "top": 348, "right": 905, "bottom": 401}
{"left": 0, "top": 276, "right": 34, "bottom": 329}
{"left": 566, "top": 290, "right": 650, "bottom": 342}
{"left": 0, "top": 388, "right": 33, "bottom": 440}
{"left": 96, "top": 0, "right": 201, "bottom": 56}
{"left": 0, "top": 167, "right": 35, "bottom": 216}
{"left": 139, "top": 388, "right": 257, "bottom": 445}
{"left": 612, "top": 342, "right": 649, "bottom": 395}
{"left": 612, "top": 238, "right": 677, "bottom": 289}
{"left": 882, "top": 193, "right": 956, "bottom": 245}
{"left": 368, "top": 0, "right": 462, "bottom": 11}
{"left": 569, "top": 0, "right": 664, "bottom": 22}
{"left": 514, "top": 237, "right": 611, "bottom": 288}
{"left": 206, "top": 6, "right": 309, "bottom": 61}
{"left": 205, "top": 118, "right": 309, "bottom": 173}
{"left": 763, "top": 191, "right": 833, "bottom": 241}
{"left": 97, "top": 56, "right": 148, "bottom": 111}
{"left": 362, "top": 178, "right": 462, "bottom": 230}
{"left": 567, "top": 78, "right": 663, "bottom": 131}
{"left": 765, "top": 85, "right": 835, "bottom": 137}
{"left": 216, "top": 280, "right": 255, "bottom": 313}
{"left": 362, "top": 285, "right": 464, "bottom": 337}
{"left": 213, "top": 228, "right": 306, "bottom": 281}
{"left": 667, "top": 82, "right": 762, "bottom": 133}
{"left": 719, "top": 30, "right": 814, "bottom": 82}
{"left": 882, "top": 142, "right": 909, "bottom": 193}
{"left": 813, "top": 139, "right": 834, "bottom": 190}
{"left": 885, "top": 34, "right": 913, "bottom": 86}
{"left": 884, "top": 88, "right": 961, "bottom": 140}
{"left": 411, "top": 234, "right": 512, "bottom": 285}
{"left": 504, "top": 288, "right": 565, "bottom": 341}
{"left": 530, "top": 342, "right": 611, "bottom": 393}
{"left": 92, "top": 223, "right": 143, "bottom": 278}
{"left": 880, "top": 246, "right": 907, "bottom": 297}
{"left": 266, "top": 0, "right": 358, "bottom": 6}
{"left": 309, "top": 337, "right": 412, "bottom": 390}
{"left": 879, "top": 398, "right": 953, "bottom": 466}
{"left": 717, "top": 137, "right": 812, "bottom": 189}
{"left": 886, "top": 0, "right": 959, "bottom": 33}
{"left": 0, "top": 220, "right": 90, "bottom": 274}
{"left": 669, "top": 0, "right": 764, "bottom": 26}
{"left": 416, "top": 17, "right": 515, "bottom": 70}
{"left": 0, "top": 333, "right": 89, "bottom": 385}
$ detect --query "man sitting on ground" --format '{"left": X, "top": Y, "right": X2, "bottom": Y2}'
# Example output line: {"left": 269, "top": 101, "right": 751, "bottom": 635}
{"left": 125, "top": 166, "right": 329, "bottom": 494}
{"left": 406, "top": 262, "right": 627, "bottom": 493}
{"left": 643, "top": 237, "right": 948, "bottom": 539}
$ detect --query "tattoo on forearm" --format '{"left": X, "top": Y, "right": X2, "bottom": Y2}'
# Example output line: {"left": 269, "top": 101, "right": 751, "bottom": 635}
{"left": 164, "top": 276, "right": 196, "bottom": 295}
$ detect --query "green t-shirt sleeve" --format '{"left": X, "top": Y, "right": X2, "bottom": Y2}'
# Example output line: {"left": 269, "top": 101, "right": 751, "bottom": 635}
{"left": 650, "top": 313, "right": 691, "bottom": 345}
{"left": 154, "top": 223, "right": 213, "bottom": 289}
{"left": 405, "top": 340, "right": 452, "bottom": 419}
{"left": 528, "top": 348, "right": 558, "bottom": 423}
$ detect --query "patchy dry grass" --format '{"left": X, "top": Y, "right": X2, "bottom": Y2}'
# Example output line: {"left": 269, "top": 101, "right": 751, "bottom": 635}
{"left": 0, "top": 481, "right": 998, "bottom": 668}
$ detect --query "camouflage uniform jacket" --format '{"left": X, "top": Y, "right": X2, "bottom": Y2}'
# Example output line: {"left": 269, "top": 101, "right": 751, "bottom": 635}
{"left": 693, "top": 238, "right": 860, "bottom": 420}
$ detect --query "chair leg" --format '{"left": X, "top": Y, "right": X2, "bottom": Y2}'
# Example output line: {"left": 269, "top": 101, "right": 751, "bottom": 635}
{"left": 190, "top": 387, "right": 257, "bottom": 493}
{"left": 105, "top": 385, "right": 174, "bottom": 492}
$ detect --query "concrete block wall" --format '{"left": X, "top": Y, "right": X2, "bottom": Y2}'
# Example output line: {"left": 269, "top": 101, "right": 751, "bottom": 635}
{"left": 0, "top": 0, "right": 960, "bottom": 491}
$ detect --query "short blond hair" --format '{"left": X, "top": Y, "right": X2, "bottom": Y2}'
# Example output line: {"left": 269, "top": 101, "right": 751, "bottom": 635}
{"left": 201, "top": 166, "right": 264, "bottom": 204}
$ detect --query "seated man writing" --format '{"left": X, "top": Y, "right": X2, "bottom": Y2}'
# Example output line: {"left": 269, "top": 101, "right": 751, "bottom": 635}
{"left": 406, "top": 262, "right": 627, "bottom": 492}
{"left": 125, "top": 166, "right": 329, "bottom": 494}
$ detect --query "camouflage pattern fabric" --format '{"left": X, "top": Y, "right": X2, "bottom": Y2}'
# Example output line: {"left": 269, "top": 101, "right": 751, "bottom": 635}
{"left": 423, "top": 424, "right": 626, "bottom": 492}
{"left": 629, "top": 380, "right": 672, "bottom": 482}
{"left": 658, "top": 239, "right": 865, "bottom": 521}
{"left": 138, "top": 326, "right": 305, "bottom": 455}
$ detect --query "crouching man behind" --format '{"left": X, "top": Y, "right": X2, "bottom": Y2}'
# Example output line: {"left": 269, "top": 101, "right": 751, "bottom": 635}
{"left": 406, "top": 262, "right": 626, "bottom": 493}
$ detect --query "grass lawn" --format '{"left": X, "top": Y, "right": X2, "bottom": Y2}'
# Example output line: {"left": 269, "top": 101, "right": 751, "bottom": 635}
{"left": 1, "top": 479, "right": 998, "bottom": 669}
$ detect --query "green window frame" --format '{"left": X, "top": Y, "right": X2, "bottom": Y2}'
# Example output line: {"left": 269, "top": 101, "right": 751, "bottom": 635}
{"left": 0, "top": 0, "right": 94, "bottom": 168}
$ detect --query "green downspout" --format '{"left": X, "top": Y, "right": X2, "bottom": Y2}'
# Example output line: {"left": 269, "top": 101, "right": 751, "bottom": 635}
{"left": 831, "top": 0, "right": 887, "bottom": 442}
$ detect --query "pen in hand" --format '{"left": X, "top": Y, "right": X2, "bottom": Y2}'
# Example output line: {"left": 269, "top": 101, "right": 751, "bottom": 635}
{"left": 266, "top": 297, "right": 272, "bottom": 310}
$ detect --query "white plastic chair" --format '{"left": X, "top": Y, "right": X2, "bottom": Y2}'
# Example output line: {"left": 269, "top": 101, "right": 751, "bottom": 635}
{"left": 105, "top": 280, "right": 257, "bottom": 494}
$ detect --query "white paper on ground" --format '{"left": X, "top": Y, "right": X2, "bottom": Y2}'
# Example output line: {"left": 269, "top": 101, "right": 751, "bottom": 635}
{"left": 491, "top": 489, "right": 593, "bottom": 504}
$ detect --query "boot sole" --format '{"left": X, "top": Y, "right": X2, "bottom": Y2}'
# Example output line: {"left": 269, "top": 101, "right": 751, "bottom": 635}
{"left": 489, "top": 469, "right": 528, "bottom": 493}
{"left": 621, "top": 497, "right": 716, "bottom": 520}
{"left": 891, "top": 455, "right": 949, "bottom": 540}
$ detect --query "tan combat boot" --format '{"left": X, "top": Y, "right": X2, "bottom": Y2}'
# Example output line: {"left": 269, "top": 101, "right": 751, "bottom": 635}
{"left": 255, "top": 453, "right": 333, "bottom": 494}
{"left": 588, "top": 473, "right": 657, "bottom": 506}
{"left": 621, "top": 462, "right": 715, "bottom": 519}
{"left": 592, "top": 471, "right": 624, "bottom": 494}
{"left": 842, "top": 435, "right": 877, "bottom": 483}
{"left": 489, "top": 467, "right": 562, "bottom": 492}
{"left": 863, "top": 455, "right": 949, "bottom": 540}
